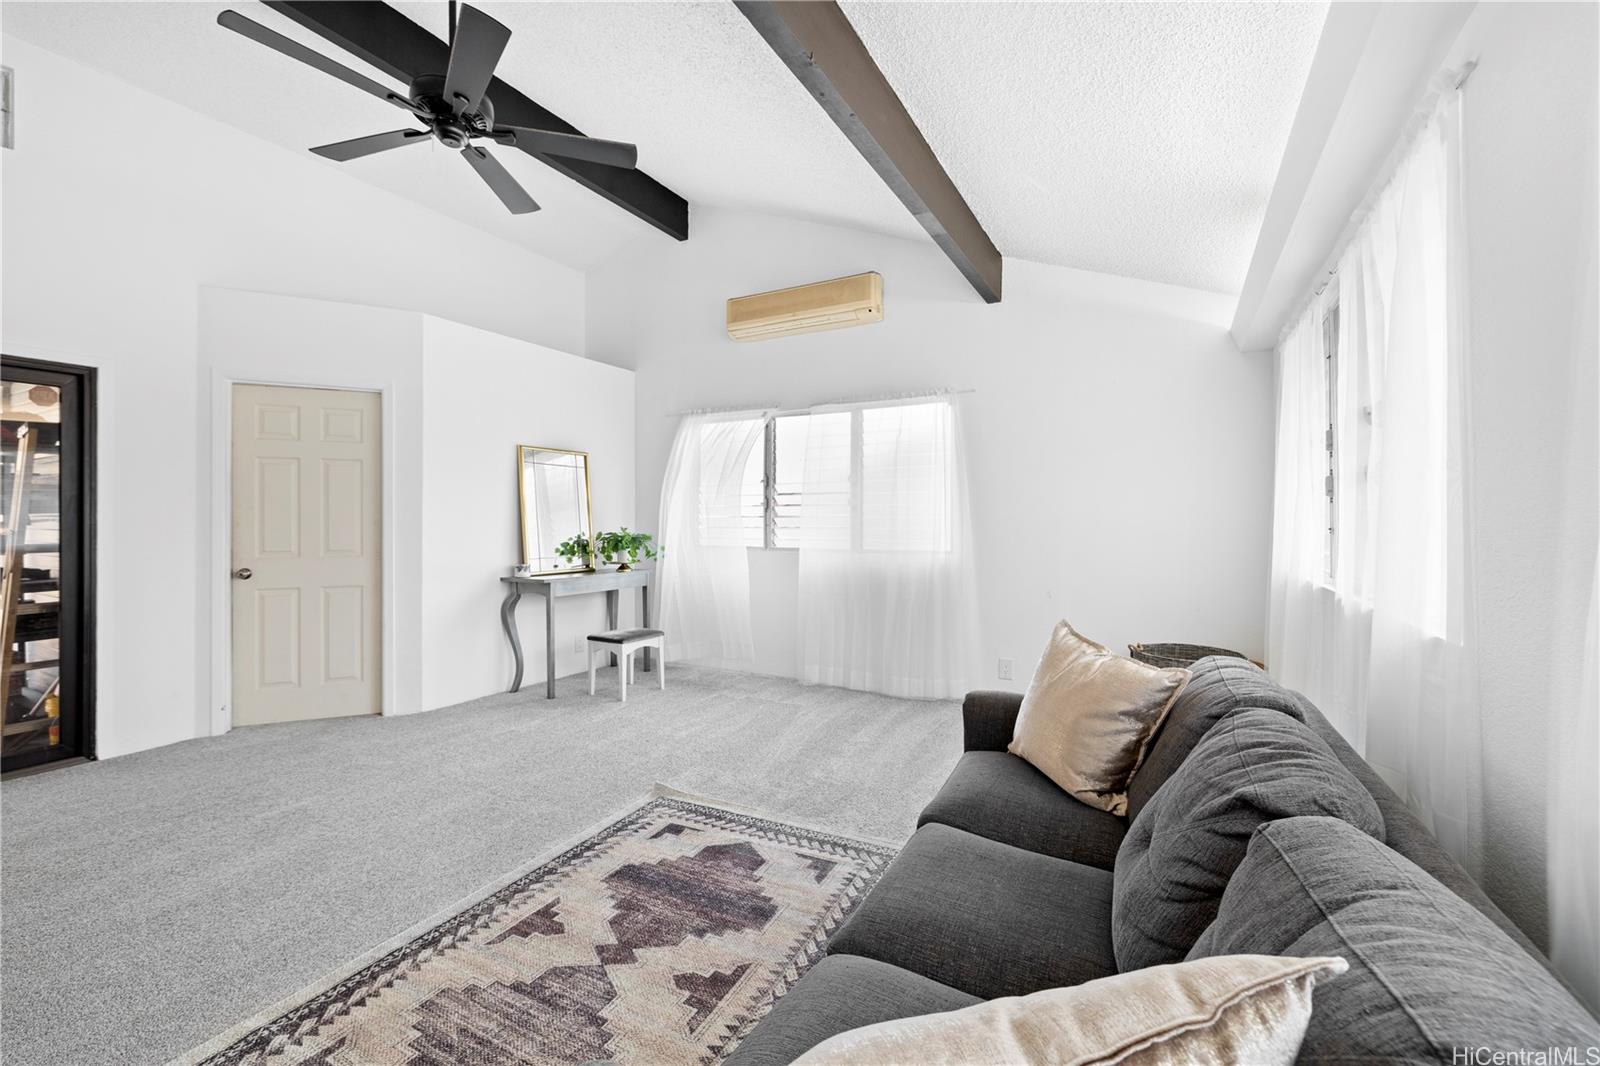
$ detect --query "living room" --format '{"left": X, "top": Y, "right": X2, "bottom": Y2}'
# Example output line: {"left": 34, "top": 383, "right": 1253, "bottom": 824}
{"left": 1, "top": 1, "right": 1596, "bottom": 1063}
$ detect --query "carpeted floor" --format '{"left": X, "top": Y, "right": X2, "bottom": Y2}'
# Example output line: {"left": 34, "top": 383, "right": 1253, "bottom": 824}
{"left": 0, "top": 666, "right": 962, "bottom": 1066}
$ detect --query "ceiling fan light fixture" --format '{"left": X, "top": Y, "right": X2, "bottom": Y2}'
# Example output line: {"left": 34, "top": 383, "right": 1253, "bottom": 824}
{"left": 216, "top": 3, "right": 642, "bottom": 216}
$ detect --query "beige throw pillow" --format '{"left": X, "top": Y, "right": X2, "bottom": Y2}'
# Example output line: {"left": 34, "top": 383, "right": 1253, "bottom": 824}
{"left": 792, "top": 954, "right": 1348, "bottom": 1066}
{"left": 1009, "top": 621, "right": 1189, "bottom": 814}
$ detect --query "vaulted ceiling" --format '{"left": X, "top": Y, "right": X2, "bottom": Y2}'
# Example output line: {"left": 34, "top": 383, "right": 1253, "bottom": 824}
{"left": 3, "top": 1, "right": 1326, "bottom": 294}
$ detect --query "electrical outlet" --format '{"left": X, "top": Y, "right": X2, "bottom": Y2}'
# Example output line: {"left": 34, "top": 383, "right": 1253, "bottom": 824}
{"left": 997, "top": 657, "right": 1013, "bottom": 681}
{"left": 574, "top": 635, "right": 586, "bottom": 654}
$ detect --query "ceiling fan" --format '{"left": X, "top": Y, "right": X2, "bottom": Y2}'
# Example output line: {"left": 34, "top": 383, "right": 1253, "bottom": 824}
{"left": 216, "top": 2, "right": 639, "bottom": 214}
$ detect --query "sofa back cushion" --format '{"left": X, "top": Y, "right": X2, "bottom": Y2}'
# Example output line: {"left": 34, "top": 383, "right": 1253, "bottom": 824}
{"left": 1112, "top": 709, "right": 1384, "bottom": 971}
{"left": 1189, "top": 817, "right": 1600, "bottom": 1059}
{"left": 1125, "top": 657, "right": 1308, "bottom": 822}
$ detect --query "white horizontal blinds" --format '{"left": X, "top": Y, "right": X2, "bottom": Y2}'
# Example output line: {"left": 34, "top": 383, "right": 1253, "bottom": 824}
{"left": 775, "top": 401, "right": 955, "bottom": 551}
{"left": 861, "top": 401, "right": 952, "bottom": 552}
{"left": 771, "top": 415, "right": 806, "bottom": 547}
{"left": 696, "top": 416, "right": 766, "bottom": 547}
{"left": 775, "top": 411, "right": 851, "bottom": 549}
{"left": 737, "top": 427, "right": 766, "bottom": 546}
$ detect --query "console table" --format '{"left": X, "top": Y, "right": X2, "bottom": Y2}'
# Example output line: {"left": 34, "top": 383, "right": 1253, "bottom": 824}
{"left": 499, "top": 569, "right": 654, "bottom": 698}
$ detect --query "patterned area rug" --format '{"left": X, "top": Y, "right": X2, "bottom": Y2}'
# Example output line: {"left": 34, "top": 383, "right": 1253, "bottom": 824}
{"left": 180, "top": 795, "right": 896, "bottom": 1066}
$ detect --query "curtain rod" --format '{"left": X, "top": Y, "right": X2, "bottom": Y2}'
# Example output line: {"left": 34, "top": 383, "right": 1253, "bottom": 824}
{"left": 664, "top": 387, "right": 976, "bottom": 419}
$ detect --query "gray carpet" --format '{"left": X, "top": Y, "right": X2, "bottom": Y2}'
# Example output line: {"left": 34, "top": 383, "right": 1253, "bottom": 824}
{"left": 0, "top": 665, "right": 962, "bottom": 1066}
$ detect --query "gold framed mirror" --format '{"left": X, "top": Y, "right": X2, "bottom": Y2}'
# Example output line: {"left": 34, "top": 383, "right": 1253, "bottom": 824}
{"left": 517, "top": 446, "right": 594, "bottom": 574}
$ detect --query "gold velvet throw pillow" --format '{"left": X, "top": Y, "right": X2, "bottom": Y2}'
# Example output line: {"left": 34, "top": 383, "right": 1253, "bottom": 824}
{"left": 793, "top": 954, "right": 1348, "bottom": 1066}
{"left": 1008, "top": 621, "right": 1189, "bottom": 814}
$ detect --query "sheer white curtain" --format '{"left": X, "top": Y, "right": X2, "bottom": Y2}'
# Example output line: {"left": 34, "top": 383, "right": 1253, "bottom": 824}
{"left": 794, "top": 395, "right": 977, "bottom": 699}
{"left": 657, "top": 412, "right": 768, "bottom": 662}
{"left": 1548, "top": 107, "right": 1599, "bottom": 1012}
{"left": 1268, "top": 88, "right": 1483, "bottom": 872}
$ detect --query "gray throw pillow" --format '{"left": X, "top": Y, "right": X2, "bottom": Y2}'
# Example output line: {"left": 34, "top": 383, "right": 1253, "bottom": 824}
{"left": 1112, "top": 708, "right": 1384, "bottom": 971}
{"left": 1190, "top": 817, "right": 1600, "bottom": 1059}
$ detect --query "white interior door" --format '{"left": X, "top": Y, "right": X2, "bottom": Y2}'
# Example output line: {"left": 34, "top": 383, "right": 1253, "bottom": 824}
{"left": 231, "top": 384, "right": 381, "bottom": 726}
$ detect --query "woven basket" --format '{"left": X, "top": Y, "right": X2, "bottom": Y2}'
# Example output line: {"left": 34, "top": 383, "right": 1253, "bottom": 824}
{"left": 1127, "top": 643, "right": 1250, "bottom": 670}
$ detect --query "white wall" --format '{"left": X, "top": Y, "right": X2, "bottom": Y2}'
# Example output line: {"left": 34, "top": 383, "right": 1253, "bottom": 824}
{"left": 0, "top": 35, "right": 588, "bottom": 757}
{"left": 589, "top": 207, "right": 1275, "bottom": 688}
{"left": 419, "top": 317, "right": 636, "bottom": 711}
{"left": 199, "top": 292, "right": 638, "bottom": 729}
{"left": 199, "top": 288, "right": 426, "bottom": 726}
{"left": 1444, "top": 1, "right": 1600, "bottom": 948}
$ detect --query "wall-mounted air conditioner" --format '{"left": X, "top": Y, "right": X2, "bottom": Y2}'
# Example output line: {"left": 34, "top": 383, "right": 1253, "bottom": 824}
{"left": 726, "top": 272, "right": 883, "bottom": 342}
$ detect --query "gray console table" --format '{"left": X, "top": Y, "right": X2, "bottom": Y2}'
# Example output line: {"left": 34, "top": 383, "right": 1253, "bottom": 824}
{"left": 499, "top": 569, "right": 654, "bottom": 698}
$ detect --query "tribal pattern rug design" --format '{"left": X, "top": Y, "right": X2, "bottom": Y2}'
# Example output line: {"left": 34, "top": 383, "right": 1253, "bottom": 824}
{"left": 186, "top": 797, "right": 896, "bottom": 1066}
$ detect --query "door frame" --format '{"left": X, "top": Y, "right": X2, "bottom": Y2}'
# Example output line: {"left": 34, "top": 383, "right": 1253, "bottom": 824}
{"left": 2, "top": 354, "right": 97, "bottom": 773}
{"left": 209, "top": 374, "right": 394, "bottom": 735}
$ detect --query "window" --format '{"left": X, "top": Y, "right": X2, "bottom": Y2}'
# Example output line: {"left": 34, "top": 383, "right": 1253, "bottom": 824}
{"left": 710, "top": 400, "right": 956, "bottom": 552}
{"left": 1322, "top": 302, "right": 1339, "bottom": 582}
{"left": 695, "top": 417, "right": 766, "bottom": 547}
{"left": 2, "top": 356, "right": 96, "bottom": 774}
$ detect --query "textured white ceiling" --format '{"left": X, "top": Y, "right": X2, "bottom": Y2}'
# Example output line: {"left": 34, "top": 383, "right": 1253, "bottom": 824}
{"left": 3, "top": 1, "right": 1324, "bottom": 293}
{"left": 842, "top": 1, "right": 1328, "bottom": 294}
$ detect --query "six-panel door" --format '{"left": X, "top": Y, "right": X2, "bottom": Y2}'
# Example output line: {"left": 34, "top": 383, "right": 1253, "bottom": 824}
{"left": 231, "top": 385, "right": 381, "bottom": 726}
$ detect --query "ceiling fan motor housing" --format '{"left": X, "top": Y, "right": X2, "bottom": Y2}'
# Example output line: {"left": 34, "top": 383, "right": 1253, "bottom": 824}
{"left": 408, "top": 73, "right": 494, "bottom": 148}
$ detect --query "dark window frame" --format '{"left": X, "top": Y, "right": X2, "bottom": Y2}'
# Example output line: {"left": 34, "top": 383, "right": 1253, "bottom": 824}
{"left": 2, "top": 354, "right": 96, "bottom": 775}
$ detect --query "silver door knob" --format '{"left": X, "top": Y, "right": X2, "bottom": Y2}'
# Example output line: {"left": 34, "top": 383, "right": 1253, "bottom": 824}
{"left": 233, "top": 568, "right": 253, "bottom": 580}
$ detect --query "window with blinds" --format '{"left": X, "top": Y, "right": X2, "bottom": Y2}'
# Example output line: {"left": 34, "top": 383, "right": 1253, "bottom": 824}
{"left": 709, "top": 400, "right": 955, "bottom": 552}
{"left": 696, "top": 417, "right": 766, "bottom": 547}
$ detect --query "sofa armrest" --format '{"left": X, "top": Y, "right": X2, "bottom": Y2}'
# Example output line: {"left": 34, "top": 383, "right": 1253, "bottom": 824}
{"left": 962, "top": 690, "right": 1024, "bottom": 752}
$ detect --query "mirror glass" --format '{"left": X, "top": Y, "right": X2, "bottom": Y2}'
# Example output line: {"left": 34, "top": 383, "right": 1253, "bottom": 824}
{"left": 518, "top": 446, "right": 593, "bottom": 574}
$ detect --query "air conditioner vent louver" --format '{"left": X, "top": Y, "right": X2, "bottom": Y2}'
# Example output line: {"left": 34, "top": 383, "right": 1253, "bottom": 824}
{"left": 726, "top": 273, "right": 883, "bottom": 342}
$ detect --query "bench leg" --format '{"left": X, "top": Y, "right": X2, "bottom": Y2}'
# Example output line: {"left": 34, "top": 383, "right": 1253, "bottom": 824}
{"left": 657, "top": 641, "right": 665, "bottom": 690}
{"left": 619, "top": 650, "right": 628, "bottom": 703}
{"left": 587, "top": 644, "right": 596, "bottom": 696}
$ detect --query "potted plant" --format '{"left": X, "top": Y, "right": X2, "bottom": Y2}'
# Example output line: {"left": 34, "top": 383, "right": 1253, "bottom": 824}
{"left": 556, "top": 532, "right": 594, "bottom": 568}
{"left": 594, "top": 528, "right": 658, "bottom": 572}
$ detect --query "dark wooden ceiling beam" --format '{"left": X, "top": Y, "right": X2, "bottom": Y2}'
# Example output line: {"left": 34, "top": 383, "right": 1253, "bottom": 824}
{"left": 735, "top": 0, "right": 1001, "bottom": 302}
{"left": 262, "top": 0, "right": 688, "bottom": 241}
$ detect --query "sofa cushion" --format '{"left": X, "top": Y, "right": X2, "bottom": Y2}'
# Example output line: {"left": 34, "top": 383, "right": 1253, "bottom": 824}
{"left": 1189, "top": 817, "right": 1600, "bottom": 1060}
{"left": 1112, "top": 709, "right": 1385, "bottom": 971}
{"left": 825, "top": 823, "right": 1118, "bottom": 999}
{"left": 722, "top": 955, "right": 979, "bottom": 1066}
{"left": 1126, "top": 656, "right": 1308, "bottom": 822}
{"left": 917, "top": 751, "right": 1127, "bottom": 869}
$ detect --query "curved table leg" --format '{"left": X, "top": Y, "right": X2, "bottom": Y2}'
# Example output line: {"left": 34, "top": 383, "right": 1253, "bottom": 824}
{"left": 501, "top": 587, "right": 524, "bottom": 693}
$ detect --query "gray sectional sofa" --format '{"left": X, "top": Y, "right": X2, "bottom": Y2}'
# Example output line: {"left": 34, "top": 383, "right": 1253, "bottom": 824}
{"left": 728, "top": 657, "right": 1600, "bottom": 1064}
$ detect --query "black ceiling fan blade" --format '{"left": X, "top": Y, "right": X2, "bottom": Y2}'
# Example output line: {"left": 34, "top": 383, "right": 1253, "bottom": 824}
{"left": 217, "top": 10, "right": 421, "bottom": 115}
{"left": 462, "top": 146, "right": 540, "bottom": 214}
{"left": 311, "top": 128, "right": 430, "bottom": 162}
{"left": 443, "top": 5, "right": 511, "bottom": 117}
{"left": 496, "top": 127, "right": 638, "bottom": 169}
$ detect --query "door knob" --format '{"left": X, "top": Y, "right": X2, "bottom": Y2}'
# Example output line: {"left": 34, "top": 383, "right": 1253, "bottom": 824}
{"left": 233, "top": 567, "right": 253, "bottom": 580}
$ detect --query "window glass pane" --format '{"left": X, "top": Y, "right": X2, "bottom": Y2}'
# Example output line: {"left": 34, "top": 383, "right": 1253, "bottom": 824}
{"left": 2, "top": 379, "right": 64, "bottom": 757}
{"left": 862, "top": 401, "right": 951, "bottom": 551}
{"left": 697, "top": 418, "right": 764, "bottom": 547}
{"left": 774, "top": 412, "right": 851, "bottom": 549}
